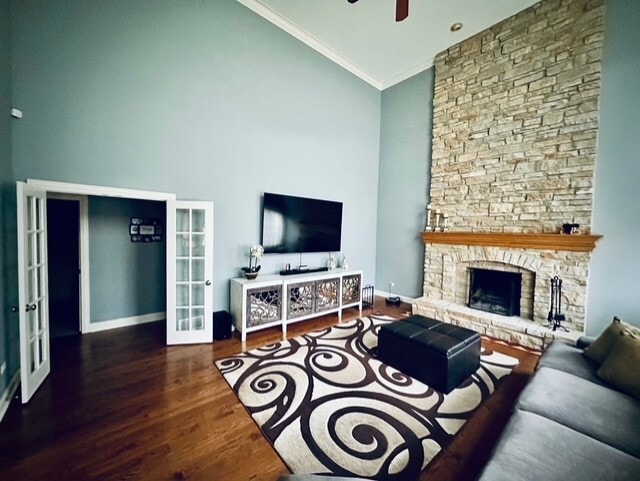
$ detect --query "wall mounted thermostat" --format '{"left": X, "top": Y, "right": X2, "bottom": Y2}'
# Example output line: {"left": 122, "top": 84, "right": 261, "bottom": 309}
{"left": 11, "top": 108, "right": 23, "bottom": 119}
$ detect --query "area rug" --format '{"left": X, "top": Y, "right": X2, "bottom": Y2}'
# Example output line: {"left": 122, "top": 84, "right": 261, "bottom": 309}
{"left": 215, "top": 315, "right": 518, "bottom": 481}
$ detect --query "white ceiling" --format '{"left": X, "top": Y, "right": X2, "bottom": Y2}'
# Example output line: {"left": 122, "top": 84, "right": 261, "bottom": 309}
{"left": 236, "top": 0, "right": 538, "bottom": 90}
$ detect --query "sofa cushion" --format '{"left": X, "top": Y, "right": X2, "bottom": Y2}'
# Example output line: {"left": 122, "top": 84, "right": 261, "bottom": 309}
{"left": 537, "top": 340, "right": 605, "bottom": 386}
{"left": 516, "top": 367, "right": 640, "bottom": 459}
{"left": 476, "top": 411, "right": 640, "bottom": 481}
{"left": 598, "top": 333, "right": 640, "bottom": 401}
{"left": 584, "top": 317, "right": 640, "bottom": 365}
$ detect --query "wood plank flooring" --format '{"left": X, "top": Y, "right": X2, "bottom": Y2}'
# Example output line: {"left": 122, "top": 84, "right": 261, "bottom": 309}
{"left": 0, "top": 298, "right": 539, "bottom": 481}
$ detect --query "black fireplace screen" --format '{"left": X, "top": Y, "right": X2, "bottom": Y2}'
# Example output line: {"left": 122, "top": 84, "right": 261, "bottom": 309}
{"left": 468, "top": 268, "right": 522, "bottom": 316}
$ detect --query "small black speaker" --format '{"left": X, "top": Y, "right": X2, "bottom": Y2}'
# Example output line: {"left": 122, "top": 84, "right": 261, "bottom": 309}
{"left": 213, "top": 310, "right": 232, "bottom": 340}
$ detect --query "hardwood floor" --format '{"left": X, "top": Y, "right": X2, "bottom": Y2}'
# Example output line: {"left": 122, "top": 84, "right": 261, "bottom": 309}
{"left": 0, "top": 298, "right": 539, "bottom": 481}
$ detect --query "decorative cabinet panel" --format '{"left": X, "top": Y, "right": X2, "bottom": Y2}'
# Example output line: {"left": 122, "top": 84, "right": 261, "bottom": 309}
{"left": 342, "top": 274, "right": 361, "bottom": 305}
{"left": 230, "top": 270, "right": 363, "bottom": 342}
{"left": 247, "top": 286, "right": 282, "bottom": 327}
{"left": 315, "top": 278, "right": 340, "bottom": 313}
{"left": 287, "top": 281, "right": 315, "bottom": 319}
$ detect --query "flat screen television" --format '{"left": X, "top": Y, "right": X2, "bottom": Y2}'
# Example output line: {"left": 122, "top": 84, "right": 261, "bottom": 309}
{"left": 261, "top": 192, "right": 343, "bottom": 254}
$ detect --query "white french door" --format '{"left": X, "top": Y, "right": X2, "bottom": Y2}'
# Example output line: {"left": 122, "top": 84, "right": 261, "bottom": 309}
{"left": 17, "top": 182, "right": 51, "bottom": 403}
{"left": 166, "top": 200, "right": 214, "bottom": 345}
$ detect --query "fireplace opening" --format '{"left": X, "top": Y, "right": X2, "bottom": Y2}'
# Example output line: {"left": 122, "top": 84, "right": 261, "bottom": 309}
{"left": 468, "top": 268, "right": 522, "bottom": 317}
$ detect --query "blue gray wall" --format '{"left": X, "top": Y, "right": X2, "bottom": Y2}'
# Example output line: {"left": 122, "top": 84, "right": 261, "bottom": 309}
{"left": 376, "top": 69, "right": 433, "bottom": 298}
{"left": 88, "top": 197, "right": 165, "bottom": 323}
{"left": 586, "top": 0, "right": 640, "bottom": 335}
{"left": 9, "top": 0, "right": 382, "bottom": 317}
{"left": 0, "top": 0, "right": 18, "bottom": 395}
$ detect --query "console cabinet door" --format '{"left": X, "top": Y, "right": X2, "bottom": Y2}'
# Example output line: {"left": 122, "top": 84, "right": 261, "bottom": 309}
{"left": 166, "top": 200, "right": 214, "bottom": 345}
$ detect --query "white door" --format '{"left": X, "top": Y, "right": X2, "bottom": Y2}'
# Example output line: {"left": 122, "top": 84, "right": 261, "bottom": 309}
{"left": 17, "top": 182, "right": 51, "bottom": 403}
{"left": 166, "top": 200, "right": 214, "bottom": 344}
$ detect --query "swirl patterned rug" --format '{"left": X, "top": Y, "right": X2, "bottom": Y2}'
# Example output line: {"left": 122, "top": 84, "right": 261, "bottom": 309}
{"left": 215, "top": 315, "right": 518, "bottom": 481}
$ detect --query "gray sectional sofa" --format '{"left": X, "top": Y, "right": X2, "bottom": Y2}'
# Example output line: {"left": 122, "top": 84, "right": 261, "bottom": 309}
{"left": 477, "top": 336, "right": 640, "bottom": 481}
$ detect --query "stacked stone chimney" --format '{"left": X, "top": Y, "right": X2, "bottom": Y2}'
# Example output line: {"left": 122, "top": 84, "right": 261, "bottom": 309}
{"left": 415, "top": 0, "right": 605, "bottom": 348}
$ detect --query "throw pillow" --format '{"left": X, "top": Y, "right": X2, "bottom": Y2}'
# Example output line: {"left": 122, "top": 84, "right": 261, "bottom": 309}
{"left": 597, "top": 333, "right": 640, "bottom": 401}
{"left": 584, "top": 317, "right": 623, "bottom": 365}
{"left": 584, "top": 317, "right": 640, "bottom": 365}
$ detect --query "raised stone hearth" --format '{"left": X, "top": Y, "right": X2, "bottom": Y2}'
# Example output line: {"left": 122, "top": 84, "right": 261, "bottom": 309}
{"left": 413, "top": 232, "right": 597, "bottom": 349}
{"left": 412, "top": 298, "right": 577, "bottom": 350}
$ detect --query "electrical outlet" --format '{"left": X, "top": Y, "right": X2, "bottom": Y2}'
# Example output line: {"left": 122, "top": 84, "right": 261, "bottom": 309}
{"left": 0, "top": 362, "right": 6, "bottom": 376}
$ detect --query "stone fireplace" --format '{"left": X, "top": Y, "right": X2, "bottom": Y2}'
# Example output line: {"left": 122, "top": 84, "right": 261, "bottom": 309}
{"left": 413, "top": 233, "right": 600, "bottom": 348}
{"left": 413, "top": 0, "right": 605, "bottom": 349}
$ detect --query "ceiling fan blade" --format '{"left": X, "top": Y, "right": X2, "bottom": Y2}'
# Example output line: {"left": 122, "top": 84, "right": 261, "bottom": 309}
{"left": 396, "top": 0, "right": 409, "bottom": 21}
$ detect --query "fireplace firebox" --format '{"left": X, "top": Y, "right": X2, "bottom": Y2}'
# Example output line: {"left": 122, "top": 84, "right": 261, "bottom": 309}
{"left": 468, "top": 268, "right": 522, "bottom": 317}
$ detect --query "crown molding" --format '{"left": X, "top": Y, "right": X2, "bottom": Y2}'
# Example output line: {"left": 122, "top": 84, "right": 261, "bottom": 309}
{"left": 380, "top": 56, "right": 436, "bottom": 89}
{"left": 236, "top": 0, "right": 385, "bottom": 90}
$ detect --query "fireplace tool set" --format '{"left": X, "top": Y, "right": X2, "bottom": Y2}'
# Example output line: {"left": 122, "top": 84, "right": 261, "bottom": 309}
{"left": 547, "top": 275, "right": 568, "bottom": 331}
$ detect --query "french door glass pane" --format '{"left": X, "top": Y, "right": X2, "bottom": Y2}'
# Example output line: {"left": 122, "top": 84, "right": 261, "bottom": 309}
{"left": 36, "top": 267, "right": 42, "bottom": 299}
{"left": 176, "top": 285, "right": 189, "bottom": 307}
{"left": 27, "top": 233, "right": 34, "bottom": 268}
{"left": 191, "top": 284, "right": 204, "bottom": 306}
{"left": 176, "top": 308, "right": 190, "bottom": 331}
{"left": 176, "top": 209, "right": 190, "bottom": 232}
{"left": 30, "top": 340, "right": 36, "bottom": 372}
{"left": 191, "top": 259, "right": 204, "bottom": 281}
{"left": 192, "top": 210, "right": 205, "bottom": 233}
{"left": 176, "top": 235, "right": 189, "bottom": 257}
{"left": 36, "top": 233, "right": 42, "bottom": 264}
{"left": 28, "top": 197, "right": 35, "bottom": 230}
{"left": 191, "top": 234, "right": 204, "bottom": 257}
{"left": 191, "top": 308, "right": 204, "bottom": 330}
{"left": 176, "top": 259, "right": 189, "bottom": 282}
{"left": 35, "top": 198, "right": 41, "bottom": 230}
{"left": 29, "top": 311, "right": 37, "bottom": 338}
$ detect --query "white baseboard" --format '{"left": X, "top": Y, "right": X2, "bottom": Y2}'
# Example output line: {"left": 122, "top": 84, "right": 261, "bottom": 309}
{"left": 0, "top": 370, "right": 20, "bottom": 423}
{"left": 87, "top": 311, "right": 165, "bottom": 333}
{"left": 374, "top": 290, "right": 416, "bottom": 305}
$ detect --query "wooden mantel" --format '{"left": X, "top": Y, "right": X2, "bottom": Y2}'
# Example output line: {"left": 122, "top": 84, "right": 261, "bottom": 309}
{"left": 422, "top": 231, "right": 602, "bottom": 252}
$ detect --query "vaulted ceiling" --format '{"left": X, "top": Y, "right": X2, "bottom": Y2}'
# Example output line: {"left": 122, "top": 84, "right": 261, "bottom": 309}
{"left": 237, "top": 0, "right": 538, "bottom": 90}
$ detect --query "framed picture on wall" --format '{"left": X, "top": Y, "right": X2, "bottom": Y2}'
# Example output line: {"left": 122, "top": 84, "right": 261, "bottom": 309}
{"left": 130, "top": 217, "right": 163, "bottom": 242}
{"left": 139, "top": 225, "right": 155, "bottom": 235}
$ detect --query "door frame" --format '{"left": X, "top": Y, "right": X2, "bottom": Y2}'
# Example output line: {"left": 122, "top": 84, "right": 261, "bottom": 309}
{"left": 26, "top": 180, "right": 176, "bottom": 334}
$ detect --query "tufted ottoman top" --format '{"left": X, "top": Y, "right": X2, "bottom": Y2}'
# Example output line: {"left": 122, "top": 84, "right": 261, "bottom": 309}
{"left": 381, "top": 315, "right": 480, "bottom": 358}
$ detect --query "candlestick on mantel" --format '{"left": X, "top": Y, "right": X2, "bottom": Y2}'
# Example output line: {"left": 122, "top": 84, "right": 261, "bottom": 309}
{"left": 443, "top": 214, "right": 449, "bottom": 231}
{"left": 425, "top": 203, "right": 432, "bottom": 231}
{"left": 434, "top": 212, "right": 441, "bottom": 231}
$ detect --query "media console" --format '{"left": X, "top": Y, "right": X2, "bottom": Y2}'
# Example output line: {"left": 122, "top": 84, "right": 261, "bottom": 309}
{"left": 230, "top": 269, "right": 362, "bottom": 342}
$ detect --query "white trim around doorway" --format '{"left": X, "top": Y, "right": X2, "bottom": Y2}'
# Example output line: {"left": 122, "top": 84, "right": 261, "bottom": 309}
{"left": 27, "top": 179, "right": 176, "bottom": 201}
{"left": 27, "top": 179, "right": 175, "bottom": 332}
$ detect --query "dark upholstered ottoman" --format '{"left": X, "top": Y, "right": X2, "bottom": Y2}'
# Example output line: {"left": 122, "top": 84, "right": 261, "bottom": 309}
{"left": 378, "top": 315, "right": 481, "bottom": 393}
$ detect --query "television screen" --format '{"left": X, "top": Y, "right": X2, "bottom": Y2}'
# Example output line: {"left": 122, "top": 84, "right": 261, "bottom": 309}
{"left": 261, "top": 193, "right": 343, "bottom": 254}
